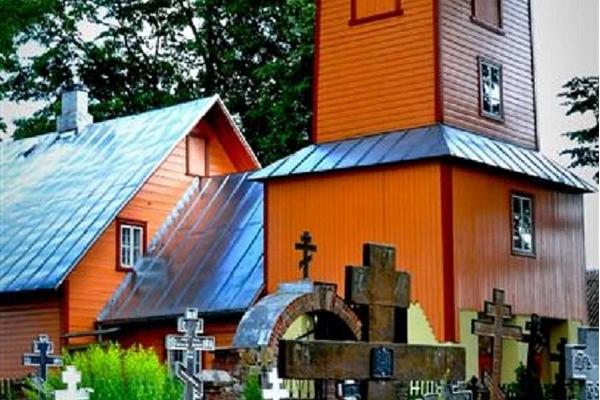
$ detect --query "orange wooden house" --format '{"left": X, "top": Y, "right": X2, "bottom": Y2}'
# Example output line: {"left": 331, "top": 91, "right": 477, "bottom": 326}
{"left": 0, "top": 91, "right": 259, "bottom": 378}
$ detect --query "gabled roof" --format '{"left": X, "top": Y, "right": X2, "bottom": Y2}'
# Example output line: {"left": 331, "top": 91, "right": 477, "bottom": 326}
{"left": 250, "top": 124, "right": 595, "bottom": 192}
{"left": 99, "top": 172, "right": 264, "bottom": 324}
{"left": 0, "top": 96, "right": 258, "bottom": 293}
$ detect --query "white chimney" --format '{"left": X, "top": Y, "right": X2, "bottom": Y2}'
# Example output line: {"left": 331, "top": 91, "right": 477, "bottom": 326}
{"left": 56, "top": 82, "right": 93, "bottom": 133}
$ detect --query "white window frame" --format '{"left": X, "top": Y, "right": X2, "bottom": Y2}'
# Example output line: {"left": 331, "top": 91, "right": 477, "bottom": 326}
{"left": 120, "top": 223, "right": 144, "bottom": 269}
{"left": 511, "top": 193, "right": 535, "bottom": 256}
{"left": 479, "top": 57, "right": 504, "bottom": 120}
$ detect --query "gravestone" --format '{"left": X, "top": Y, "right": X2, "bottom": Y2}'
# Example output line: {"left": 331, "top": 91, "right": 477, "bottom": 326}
{"left": 22, "top": 334, "right": 62, "bottom": 381}
{"left": 54, "top": 366, "right": 93, "bottom": 400}
{"left": 262, "top": 367, "right": 290, "bottom": 400}
{"left": 279, "top": 243, "right": 465, "bottom": 400}
{"left": 471, "top": 289, "right": 523, "bottom": 400}
{"left": 295, "top": 231, "right": 317, "bottom": 280}
{"left": 165, "top": 308, "right": 216, "bottom": 400}
{"left": 565, "top": 327, "right": 599, "bottom": 400}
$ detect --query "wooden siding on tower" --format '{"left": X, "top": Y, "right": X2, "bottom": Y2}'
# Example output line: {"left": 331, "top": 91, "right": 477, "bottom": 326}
{"left": 452, "top": 165, "right": 586, "bottom": 323}
{"left": 315, "top": 0, "right": 437, "bottom": 142}
{"left": 0, "top": 294, "right": 61, "bottom": 378}
{"left": 266, "top": 162, "right": 450, "bottom": 340}
{"left": 439, "top": 0, "right": 537, "bottom": 147}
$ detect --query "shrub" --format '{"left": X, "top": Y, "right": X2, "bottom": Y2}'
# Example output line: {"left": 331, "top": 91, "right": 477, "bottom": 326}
{"left": 242, "top": 372, "right": 263, "bottom": 400}
{"left": 23, "top": 343, "right": 182, "bottom": 400}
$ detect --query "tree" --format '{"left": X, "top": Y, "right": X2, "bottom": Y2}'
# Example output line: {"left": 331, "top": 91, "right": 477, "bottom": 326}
{"left": 1, "top": 0, "right": 315, "bottom": 165}
{"left": 558, "top": 76, "right": 599, "bottom": 182}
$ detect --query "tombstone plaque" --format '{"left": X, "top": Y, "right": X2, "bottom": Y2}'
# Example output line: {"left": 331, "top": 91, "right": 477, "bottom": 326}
{"left": 565, "top": 327, "right": 599, "bottom": 400}
{"left": 371, "top": 346, "right": 393, "bottom": 379}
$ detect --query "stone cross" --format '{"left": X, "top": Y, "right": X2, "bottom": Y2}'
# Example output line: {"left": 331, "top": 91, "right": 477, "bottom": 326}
{"left": 165, "top": 308, "right": 216, "bottom": 400}
{"left": 345, "top": 243, "right": 410, "bottom": 342}
{"left": 423, "top": 383, "right": 473, "bottom": 400}
{"left": 22, "top": 334, "right": 62, "bottom": 381}
{"left": 550, "top": 337, "right": 568, "bottom": 400}
{"left": 471, "top": 289, "right": 523, "bottom": 400}
{"left": 565, "top": 327, "right": 599, "bottom": 400}
{"left": 522, "top": 314, "right": 545, "bottom": 399}
{"left": 54, "top": 366, "right": 93, "bottom": 400}
{"left": 280, "top": 243, "right": 465, "bottom": 400}
{"left": 294, "top": 231, "right": 317, "bottom": 280}
{"left": 262, "top": 368, "right": 289, "bottom": 400}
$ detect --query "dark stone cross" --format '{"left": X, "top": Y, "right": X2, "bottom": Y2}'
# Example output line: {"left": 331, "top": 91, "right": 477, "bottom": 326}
{"left": 22, "top": 334, "right": 62, "bottom": 381}
{"left": 471, "top": 289, "right": 523, "bottom": 400}
{"left": 521, "top": 314, "right": 545, "bottom": 400}
{"left": 550, "top": 338, "right": 568, "bottom": 400}
{"left": 165, "top": 308, "right": 216, "bottom": 400}
{"left": 279, "top": 243, "right": 465, "bottom": 400}
{"left": 295, "top": 231, "right": 317, "bottom": 280}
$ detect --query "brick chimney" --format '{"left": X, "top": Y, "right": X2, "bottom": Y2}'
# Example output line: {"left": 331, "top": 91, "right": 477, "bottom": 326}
{"left": 56, "top": 82, "right": 93, "bottom": 133}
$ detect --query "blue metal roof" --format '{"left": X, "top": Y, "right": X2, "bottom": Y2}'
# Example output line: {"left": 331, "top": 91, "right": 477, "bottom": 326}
{"left": 98, "top": 172, "right": 264, "bottom": 323}
{"left": 0, "top": 96, "right": 219, "bottom": 293}
{"left": 250, "top": 124, "right": 595, "bottom": 192}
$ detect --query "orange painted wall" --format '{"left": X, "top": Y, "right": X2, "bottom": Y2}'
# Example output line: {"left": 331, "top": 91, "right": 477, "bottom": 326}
{"left": 266, "top": 162, "right": 449, "bottom": 339}
{"left": 315, "top": 0, "right": 437, "bottom": 142}
{"left": 452, "top": 165, "right": 587, "bottom": 323}
{"left": 0, "top": 293, "right": 62, "bottom": 378}
{"left": 66, "top": 123, "right": 241, "bottom": 344}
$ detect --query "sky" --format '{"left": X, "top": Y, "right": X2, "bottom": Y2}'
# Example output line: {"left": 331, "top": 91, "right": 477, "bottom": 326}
{"left": 1, "top": 0, "right": 599, "bottom": 264}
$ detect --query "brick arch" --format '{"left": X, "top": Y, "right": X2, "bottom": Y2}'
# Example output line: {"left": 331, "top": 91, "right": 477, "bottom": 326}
{"left": 232, "top": 282, "right": 362, "bottom": 352}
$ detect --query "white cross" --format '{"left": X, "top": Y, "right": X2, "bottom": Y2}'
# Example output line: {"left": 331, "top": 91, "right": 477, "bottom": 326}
{"left": 262, "top": 368, "right": 289, "bottom": 400}
{"left": 54, "top": 366, "right": 93, "bottom": 400}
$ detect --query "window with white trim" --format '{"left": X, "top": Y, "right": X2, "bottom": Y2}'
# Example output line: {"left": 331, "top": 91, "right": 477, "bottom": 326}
{"left": 511, "top": 194, "right": 534, "bottom": 255}
{"left": 120, "top": 224, "right": 144, "bottom": 268}
{"left": 479, "top": 58, "right": 503, "bottom": 120}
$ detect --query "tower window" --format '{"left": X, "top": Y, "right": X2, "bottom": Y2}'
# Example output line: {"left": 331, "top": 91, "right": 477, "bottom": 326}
{"left": 472, "top": 0, "right": 503, "bottom": 32}
{"left": 350, "top": 0, "right": 403, "bottom": 25}
{"left": 117, "top": 219, "right": 146, "bottom": 270}
{"left": 511, "top": 193, "right": 535, "bottom": 256}
{"left": 479, "top": 58, "right": 503, "bottom": 121}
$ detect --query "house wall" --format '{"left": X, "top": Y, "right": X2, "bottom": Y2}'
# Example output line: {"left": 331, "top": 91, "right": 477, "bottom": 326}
{"left": 315, "top": 0, "right": 437, "bottom": 143}
{"left": 0, "top": 293, "right": 62, "bottom": 378}
{"left": 439, "top": 0, "right": 537, "bottom": 147}
{"left": 66, "top": 124, "right": 240, "bottom": 344}
{"left": 265, "top": 161, "right": 452, "bottom": 340}
{"left": 452, "top": 164, "right": 587, "bottom": 322}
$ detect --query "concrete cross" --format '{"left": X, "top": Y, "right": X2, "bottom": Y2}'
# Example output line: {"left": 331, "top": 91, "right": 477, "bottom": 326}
{"left": 55, "top": 366, "right": 93, "bottom": 400}
{"left": 471, "top": 289, "right": 523, "bottom": 400}
{"left": 262, "top": 368, "right": 289, "bottom": 400}
{"left": 345, "top": 243, "right": 410, "bottom": 341}
{"left": 565, "top": 327, "right": 599, "bottom": 400}
{"left": 294, "top": 231, "right": 317, "bottom": 280}
{"left": 424, "top": 383, "right": 473, "bottom": 400}
{"left": 22, "top": 334, "right": 62, "bottom": 381}
{"left": 165, "top": 308, "right": 216, "bottom": 400}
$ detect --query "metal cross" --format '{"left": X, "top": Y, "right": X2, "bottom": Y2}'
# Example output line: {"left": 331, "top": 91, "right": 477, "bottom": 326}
{"left": 522, "top": 314, "right": 545, "bottom": 399}
{"left": 262, "top": 368, "right": 290, "bottom": 400}
{"left": 22, "top": 334, "right": 62, "bottom": 381}
{"left": 165, "top": 308, "right": 216, "bottom": 400}
{"left": 471, "top": 289, "right": 523, "bottom": 400}
{"left": 54, "top": 366, "right": 93, "bottom": 400}
{"left": 294, "top": 231, "right": 317, "bottom": 280}
{"left": 550, "top": 338, "right": 568, "bottom": 400}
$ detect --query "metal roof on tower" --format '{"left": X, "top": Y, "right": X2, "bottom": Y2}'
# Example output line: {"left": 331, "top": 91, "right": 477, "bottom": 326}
{"left": 0, "top": 96, "right": 257, "bottom": 293}
{"left": 250, "top": 124, "right": 595, "bottom": 192}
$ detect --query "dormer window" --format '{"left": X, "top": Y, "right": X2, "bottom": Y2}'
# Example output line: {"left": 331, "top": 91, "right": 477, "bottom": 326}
{"left": 350, "top": 0, "right": 403, "bottom": 25}
{"left": 117, "top": 219, "right": 146, "bottom": 270}
{"left": 479, "top": 57, "right": 503, "bottom": 121}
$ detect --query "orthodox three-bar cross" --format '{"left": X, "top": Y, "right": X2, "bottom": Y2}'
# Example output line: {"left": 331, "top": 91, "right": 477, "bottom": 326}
{"left": 471, "top": 289, "right": 523, "bottom": 400}
{"left": 279, "top": 243, "right": 465, "bottom": 400}
{"left": 54, "top": 366, "right": 93, "bottom": 400}
{"left": 22, "top": 334, "right": 62, "bottom": 381}
{"left": 165, "top": 308, "right": 216, "bottom": 400}
{"left": 295, "top": 231, "right": 317, "bottom": 280}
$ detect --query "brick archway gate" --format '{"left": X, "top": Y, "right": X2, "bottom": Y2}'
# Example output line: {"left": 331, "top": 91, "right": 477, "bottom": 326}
{"left": 232, "top": 281, "right": 362, "bottom": 399}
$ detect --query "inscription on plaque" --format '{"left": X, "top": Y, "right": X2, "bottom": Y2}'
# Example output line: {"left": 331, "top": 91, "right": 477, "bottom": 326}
{"left": 371, "top": 346, "right": 393, "bottom": 379}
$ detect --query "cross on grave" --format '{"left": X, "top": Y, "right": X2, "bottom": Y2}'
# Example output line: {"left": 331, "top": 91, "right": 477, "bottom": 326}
{"left": 521, "top": 314, "right": 545, "bottom": 400}
{"left": 279, "top": 243, "right": 465, "bottom": 400}
{"left": 165, "top": 308, "right": 216, "bottom": 400}
{"left": 550, "top": 337, "right": 568, "bottom": 400}
{"left": 22, "top": 334, "right": 62, "bottom": 381}
{"left": 423, "top": 383, "right": 473, "bottom": 400}
{"left": 471, "top": 289, "right": 523, "bottom": 400}
{"left": 565, "top": 327, "right": 599, "bottom": 400}
{"left": 54, "top": 366, "right": 93, "bottom": 400}
{"left": 295, "top": 231, "right": 317, "bottom": 280}
{"left": 262, "top": 367, "right": 290, "bottom": 400}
